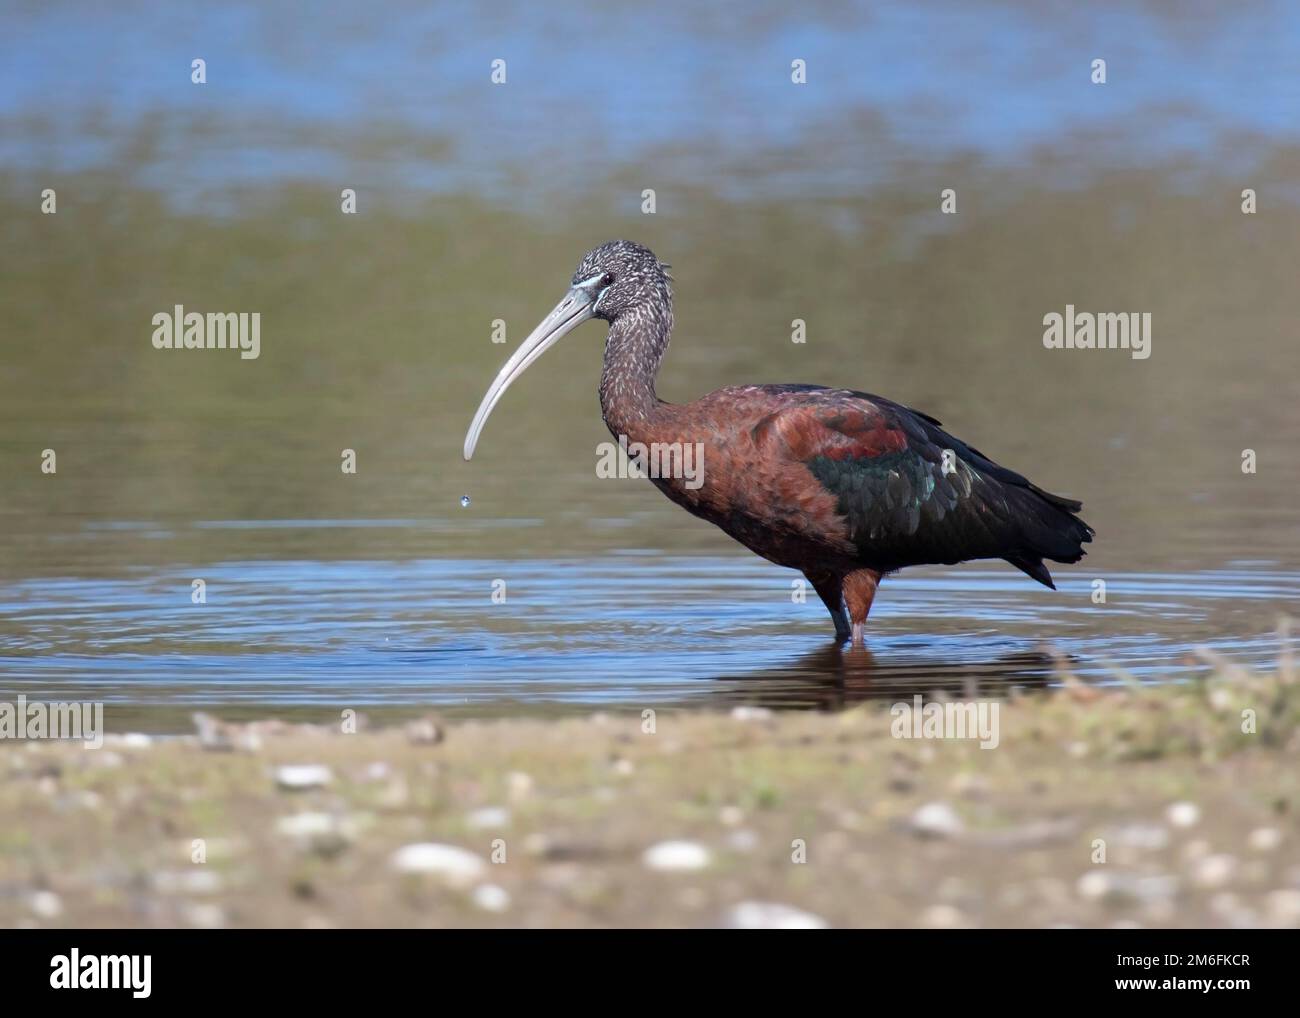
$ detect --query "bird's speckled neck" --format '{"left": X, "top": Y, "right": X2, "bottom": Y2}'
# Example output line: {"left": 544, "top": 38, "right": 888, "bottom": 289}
{"left": 599, "top": 290, "right": 673, "bottom": 440}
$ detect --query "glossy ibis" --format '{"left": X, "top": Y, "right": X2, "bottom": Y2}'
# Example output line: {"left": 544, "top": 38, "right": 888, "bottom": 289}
{"left": 464, "top": 240, "right": 1093, "bottom": 645}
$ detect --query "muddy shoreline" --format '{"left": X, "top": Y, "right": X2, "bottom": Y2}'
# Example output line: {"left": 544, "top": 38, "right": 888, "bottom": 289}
{"left": 2, "top": 649, "right": 1297, "bottom": 928}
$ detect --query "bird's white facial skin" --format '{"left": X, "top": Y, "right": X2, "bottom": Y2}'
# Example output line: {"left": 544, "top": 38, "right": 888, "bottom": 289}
{"left": 575, "top": 273, "right": 613, "bottom": 315}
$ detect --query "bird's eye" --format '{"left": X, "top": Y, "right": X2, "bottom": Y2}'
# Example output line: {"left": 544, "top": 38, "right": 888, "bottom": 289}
{"left": 601, "top": 272, "right": 615, "bottom": 287}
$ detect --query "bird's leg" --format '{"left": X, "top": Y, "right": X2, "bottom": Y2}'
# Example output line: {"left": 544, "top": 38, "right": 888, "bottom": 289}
{"left": 804, "top": 570, "right": 850, "bottom": 643}
{"left": 843, "top": 569, "right": 882, "bottom": 648}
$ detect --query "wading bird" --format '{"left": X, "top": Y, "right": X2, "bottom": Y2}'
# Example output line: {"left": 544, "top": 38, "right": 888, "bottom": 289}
{"left": 464, "top": 241, "right": 1093, "bottom": 645}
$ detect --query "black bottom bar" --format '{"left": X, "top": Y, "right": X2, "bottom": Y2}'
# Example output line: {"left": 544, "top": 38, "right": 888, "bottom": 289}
{"left": 0, "top": 928, "right": 1288, "bottom": 1005}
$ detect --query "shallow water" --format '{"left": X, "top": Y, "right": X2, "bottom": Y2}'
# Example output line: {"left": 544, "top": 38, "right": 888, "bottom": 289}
{"left": 1, "top": 520, "right": 1295, "bottom": 728}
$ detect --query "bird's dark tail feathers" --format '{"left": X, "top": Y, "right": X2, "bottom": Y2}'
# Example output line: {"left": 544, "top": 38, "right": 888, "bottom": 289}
{"left": 1004, "top": 483, "right": 1095, "bottom": 590}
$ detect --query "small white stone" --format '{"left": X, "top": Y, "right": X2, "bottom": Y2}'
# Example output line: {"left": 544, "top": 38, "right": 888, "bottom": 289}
{"left": 466, "top": 806, "right": 510, "bottom": 830}
{"left": 276, "top": 812, "right": 350, "bottom": 844}
{"left": 1077, "top": 871, "right": 1111, "bottom": 900}
{"left": 1248, "top": 827, "right": 1283, "bottom": 852}
{"left": 275, "top": 764, "right": 332, "bottom": 791}
{"left": 642, "top": 840, "right": 711, "bottom": 872}
{"left": 612, "top": 758, "right": 635, "bottom": 776}
{"left": 506, "top": 771, "right": 534, "bottom": 801}
{"left": 390, "top": 843, "right": 486, "bottom": 886}
{"left": 1166, "top": 802, "right": 1201, "bottom": 828}
{"left": 1192, "top": 854, "right": 1237, "bottom": 889}
{"left": 472, "top": 883, "right": 511, "bottom": 913}
{"left": 920, "top": 904, "right": 967, "bottom": 928}
{"left": 719, "top": 805, "right": 744, "bottom": 827}
{"left": 121, "top": 733, "right": 152, "bottom": 749}
{"left": 730, "top": 706, "right": 773, "bottom": 721}
{"left": 277, "top": 812, "right": 332, "bottom": 836}
{"left": 726, "top": 902, "right": 828, "bottom": 930}
{"left": 909, "top": 802, "right": 964, "bottom": 839}
{"left": 28, "top": 890, "right": 63, "bottom": 919}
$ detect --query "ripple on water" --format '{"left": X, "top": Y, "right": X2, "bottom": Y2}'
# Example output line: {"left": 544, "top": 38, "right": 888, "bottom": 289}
{"left": 0, "top": 553, "right": 1295, "bottom": 722}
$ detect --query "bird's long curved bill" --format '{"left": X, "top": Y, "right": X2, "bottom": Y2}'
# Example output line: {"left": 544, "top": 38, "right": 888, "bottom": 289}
{"left": 463, "top": 287, "right": 595, "bottom": 460}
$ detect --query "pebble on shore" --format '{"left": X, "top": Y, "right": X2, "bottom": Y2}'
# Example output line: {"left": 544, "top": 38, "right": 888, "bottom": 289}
{"left": 390, "top": 843, "right": 486, "bottom": 887}
{"left": 725, "top": 901, "right": 828, "bottom": 930}
{"left": 907, "top": 801, "right": 964, "bottom": 839}
{"left": 642, "top": 840, "right": 711, "bottom": 872}
{"left": 274, "top": 764, "right": 333, "bottom": 791}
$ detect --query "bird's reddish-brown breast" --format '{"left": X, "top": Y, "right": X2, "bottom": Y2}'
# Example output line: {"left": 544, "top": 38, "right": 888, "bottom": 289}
{"left": 629, "top": 387, "right": 861, "bottom": 572}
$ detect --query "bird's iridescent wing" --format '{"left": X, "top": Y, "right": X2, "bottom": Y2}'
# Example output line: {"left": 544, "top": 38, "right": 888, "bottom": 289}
{"left": 755, "top": 387, "right": 1091, "bottom": 581}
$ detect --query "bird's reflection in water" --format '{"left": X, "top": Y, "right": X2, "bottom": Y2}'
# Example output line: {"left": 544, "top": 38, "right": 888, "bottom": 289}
{"left": 713, "top": 644, "right": 1069, "bottom": 712}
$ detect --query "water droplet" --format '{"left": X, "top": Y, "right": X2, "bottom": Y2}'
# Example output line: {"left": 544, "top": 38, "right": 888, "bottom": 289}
{"left": 460, "top": 495, "right": 471, "bottom": 508}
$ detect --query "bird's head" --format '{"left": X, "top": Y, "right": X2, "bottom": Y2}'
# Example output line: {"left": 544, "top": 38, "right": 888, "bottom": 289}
{"left": 463, "top": 240, "right": 671, "bottom": 460}
{"left": 571, "top": 239, "right": 672, "bottom": 322}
